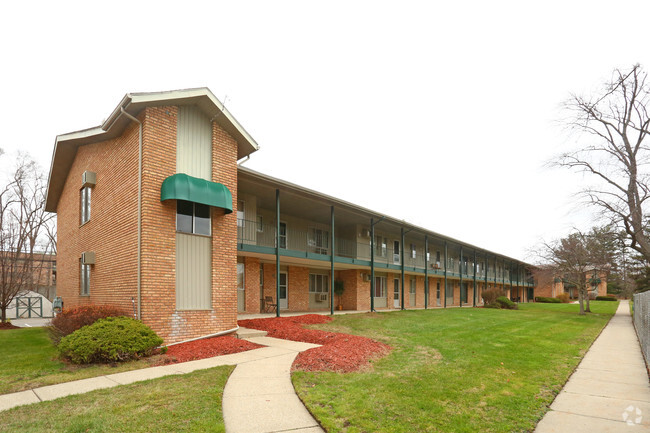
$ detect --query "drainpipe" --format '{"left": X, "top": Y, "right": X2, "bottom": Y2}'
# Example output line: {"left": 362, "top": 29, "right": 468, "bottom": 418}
{"left": 121, "top": 107, "right": 142, "bottom": 320}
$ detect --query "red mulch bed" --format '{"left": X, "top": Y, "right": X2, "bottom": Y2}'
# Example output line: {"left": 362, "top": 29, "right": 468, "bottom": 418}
{"left": 238, "top": 315, "right": 391, "bottom": 373}
{"left": 159, "top": 335, "right": 263, "bottom": 364}
{"left": 0, "top": 322, "right": 20, "bottom": 330}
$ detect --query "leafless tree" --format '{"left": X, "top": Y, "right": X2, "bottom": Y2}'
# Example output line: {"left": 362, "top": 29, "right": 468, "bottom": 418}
{"left": 557, "top": 64, "right": 650, "bottom": 263}
{"left": 536, "top": 227, "right": 616, "bottom": 315}
{"left": 0, "top": 153, "right": 54, "bottom": 322}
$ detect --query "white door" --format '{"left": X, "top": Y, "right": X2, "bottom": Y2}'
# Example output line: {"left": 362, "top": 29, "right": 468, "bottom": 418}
{"left": 393, "top": 278, "right": 400, "bottom": 308}
{"left": 279, "top": 272, "right": 288, "bottom": 309}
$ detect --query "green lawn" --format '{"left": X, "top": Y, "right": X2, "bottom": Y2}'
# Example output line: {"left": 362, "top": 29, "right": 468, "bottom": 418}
{"left": 0, "top": 327, "right": 160, "bottom": 394}
{"left": 293, "top": 301, "right": 619, "bottom": 433}
{"left": 1, "top": 366, "right": 233, "bottom": 433}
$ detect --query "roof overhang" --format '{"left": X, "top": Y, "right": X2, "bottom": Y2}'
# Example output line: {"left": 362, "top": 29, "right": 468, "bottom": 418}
{"left": 238, "top": 166, "right": 535, "bottom": 268}
{"left": 45, "top": 88, "right": 259, "bottom": 212}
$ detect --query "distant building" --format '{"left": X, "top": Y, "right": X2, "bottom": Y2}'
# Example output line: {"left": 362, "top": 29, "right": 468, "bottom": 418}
{"left": 45, "top": 88, "right": 536, "bottom": 344}
{"left": 535, "top": 270, "right": 607, "bottom": 299}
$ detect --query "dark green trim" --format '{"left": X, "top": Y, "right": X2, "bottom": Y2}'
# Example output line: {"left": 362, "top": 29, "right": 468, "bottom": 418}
{"left": 443, "top": 241, "right": 448, "bottom": 308}
{"left": 160, "top": 173, "right": 233, "bottom": 213}
{"left": 276, "top": 189, "right": 280, "bottom": 318}
{"left": 330, "top": 206, "right": 335, "bottom": 316}
{"left": 473, "top": 249, "right": 477, "bottom": 307}
{"left": 370, "top": 217, "right": 375, "bottom": 312}
{"left": 459, "top": 246, "right": 463, "bottom": 307}
{"left": 424, "top": 235, "right": 429, "bottom": 309}
{"left": 400, "top": 227, "right": 405, "bottom": 310}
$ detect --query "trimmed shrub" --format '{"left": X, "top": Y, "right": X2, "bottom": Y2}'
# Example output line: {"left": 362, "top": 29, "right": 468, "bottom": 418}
{"left": 495, "top": 296, "right": 518, "bottom": 310}
{"left": 49, "top": 305, "right": 129, "bottom": 345}
{"left": 556, "top": 293, "right": 570, "bottom": 303}
{"left": 58, "top": 317, "right": 162, "bottom": 364}
{"left": 481, "top": 288, "right": 505, "bottom": 306}
{"left": 595, "top": 296, "right": 617, "bottom": 301}
{"left": 535, "top": 296, "right": 562, "bottom": 303}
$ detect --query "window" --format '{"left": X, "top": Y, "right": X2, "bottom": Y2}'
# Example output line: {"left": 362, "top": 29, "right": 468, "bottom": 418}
{"left": 80, "top": 186, "right": 91, "bottom": 224}
{"left": 436, "top": 282, "right": 441, "bottom": 299}
{"left": 436, "top": 251, "right": 441, "bottom": 266}
{"left": 279, "top": 222, "right": 287, "bottom": 248}
{"left": 410, "top": 243, "right": 417, "bottom": 259}
{"left": 410, "top": 278, "right": 416, "bottom": 294}
{"left": 177, "top": 200, "right": 210, "bottom": 235}
{"left": 374, "top": 276, "right": 387, "bottom": 297}
{"left": 393, "top": 240, "right": 400, "bottom": 263}
{"left": 375, "top": 236, "right": 387, "bottom": 257}
{"left": 308, "top": 227, "right": 329, "bottom": 254}
{"left": 257, "top": 215, "right": 264, "bottom": 232}
{"left": 80, "top": 261, "right": 90, "bottom": 295}
{"left": 309, "top": 274, "right": 329, "bottom": 293}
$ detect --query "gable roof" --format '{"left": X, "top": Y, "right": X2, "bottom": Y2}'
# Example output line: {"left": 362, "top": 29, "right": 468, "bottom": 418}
{"left": 45, "top": 88, "right": 259, "bottom": 212}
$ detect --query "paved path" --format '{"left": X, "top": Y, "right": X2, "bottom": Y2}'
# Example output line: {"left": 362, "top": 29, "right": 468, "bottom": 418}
{"left": 0, "top": 334, "right": 324, "bottom": 433}
{"left": 535, "top": 300, "right": 650, "bottom": 432}
{"left": 223, "top": 336, "right": 324, "bottom": 433}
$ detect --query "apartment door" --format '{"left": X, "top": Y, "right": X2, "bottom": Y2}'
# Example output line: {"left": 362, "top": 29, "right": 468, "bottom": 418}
{"left": 393, "top": 278, "right": 400, "bottom": 308}
{"left": 393, "top": 241, "right": 400, "bottom": 264}
{"left": 279, "top": 272, "right": 288, "bottom": 309}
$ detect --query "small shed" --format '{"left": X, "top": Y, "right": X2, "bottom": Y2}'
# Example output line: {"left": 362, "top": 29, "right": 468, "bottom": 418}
{"left": 6, "top": 290, "right": 54, "bottom": 319}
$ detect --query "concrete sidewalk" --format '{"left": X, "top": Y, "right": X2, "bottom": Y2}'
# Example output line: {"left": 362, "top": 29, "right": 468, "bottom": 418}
{"left": 0, "top": 332, "right": 324, "bottom": 433}
{"left": 223, "top": 336, "right": 324, "bottom": 433}
{"left": 535, "top": 300, "right": 650, "bottom": 432}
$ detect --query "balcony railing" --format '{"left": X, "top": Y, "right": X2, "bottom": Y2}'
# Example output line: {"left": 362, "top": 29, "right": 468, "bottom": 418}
{"left": 237, "top": 219, "right": 532, "bottom": 284}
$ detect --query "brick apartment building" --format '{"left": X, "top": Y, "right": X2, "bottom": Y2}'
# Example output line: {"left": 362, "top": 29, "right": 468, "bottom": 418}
{"left": 45, "top": 88, "right": 536, "bottom": 344}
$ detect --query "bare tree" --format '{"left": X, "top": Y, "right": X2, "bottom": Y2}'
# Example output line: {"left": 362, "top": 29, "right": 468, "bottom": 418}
{"left": 536, "top": 227, "right": 616, "bottom": 315}
{"left": 0, "top": 153, "right": 54, "bottom": 322}
{"left": 558, "top": 64, "right": 650, "bottom": 263}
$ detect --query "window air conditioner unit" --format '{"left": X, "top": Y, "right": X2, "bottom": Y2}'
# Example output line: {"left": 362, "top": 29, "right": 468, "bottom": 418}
{"left": 81, "top": 251, "right": 95, "bottom": 265}
{"left": 363, "top": 273, "right": 371, "bottom": 282}
{"left": 361, "top": 228, "right": 371, "bottom": 238}
{"left": 316, "top": 293, "right": 328, "bottom": 302}
{"left": 82, "top": 171, "right": 96, "bottom": 188}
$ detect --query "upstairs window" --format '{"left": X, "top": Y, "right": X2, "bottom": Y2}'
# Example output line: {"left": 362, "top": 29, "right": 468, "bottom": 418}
{"left": 177, "top": 200, "right": 210, "bottom": 235}
{"left": 80, "top": 186, "right": 91, "bottom": 224}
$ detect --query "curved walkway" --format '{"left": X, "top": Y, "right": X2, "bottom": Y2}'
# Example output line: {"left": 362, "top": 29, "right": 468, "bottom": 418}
{"left": 223, "top": 335, "right": 324, "bottom": 433}
{"left": 0, "top": 334, "right": 324, "bottom": 433}
{"left": 535, "top": 300, "right": 650, "bottom": 432}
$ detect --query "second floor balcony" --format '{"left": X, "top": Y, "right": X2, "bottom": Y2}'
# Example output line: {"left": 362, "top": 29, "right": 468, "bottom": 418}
{"left": 237, "top": 219, "right": 534, "bottom": 286}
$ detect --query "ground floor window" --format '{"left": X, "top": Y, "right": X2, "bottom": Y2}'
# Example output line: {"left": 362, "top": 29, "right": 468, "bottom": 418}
{"left": 410, "top": 278, "right": 416, "bottom": 295}
{"left": 309, "top": 274, "right": 329, "bottom": 293}
{"left": 374, "top": 276, "right": 387, "bottom": 297}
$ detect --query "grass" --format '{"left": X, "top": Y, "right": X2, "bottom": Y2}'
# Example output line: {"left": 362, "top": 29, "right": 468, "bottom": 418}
{"left": 0, "top": 327, "right": 162, "bottom": 394}
{"left": 1, "top": 365, "right": 233, "bottom": 433}
{"left": 293, "top": 301, "right": 619, "bottom": 433}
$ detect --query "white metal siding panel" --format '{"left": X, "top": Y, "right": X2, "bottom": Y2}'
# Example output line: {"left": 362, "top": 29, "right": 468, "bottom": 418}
{"left": 177, "top": 105, "right": 212, "bottom": 180}
{"left": 176, "top": 233, "right": 211, "bottom": 310}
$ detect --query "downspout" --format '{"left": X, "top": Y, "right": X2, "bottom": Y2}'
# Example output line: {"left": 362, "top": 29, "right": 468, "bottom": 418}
{"left": 121, "top": 107, "right": 143, "bottom": 320}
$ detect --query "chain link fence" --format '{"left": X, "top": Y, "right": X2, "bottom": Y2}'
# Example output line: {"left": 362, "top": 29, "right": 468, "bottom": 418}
{"left": 633, "top": 291, "right": 650, "bottom": 367}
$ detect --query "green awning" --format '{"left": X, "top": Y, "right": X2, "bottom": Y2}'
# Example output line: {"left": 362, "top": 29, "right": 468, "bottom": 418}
{"left": 161, "top": 173, "right": 233, "bottom": 214}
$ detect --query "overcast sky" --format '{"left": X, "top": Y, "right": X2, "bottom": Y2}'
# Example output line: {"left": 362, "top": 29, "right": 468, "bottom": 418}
{"left": 2, "top": 0, "right": 649, "bottom": 262}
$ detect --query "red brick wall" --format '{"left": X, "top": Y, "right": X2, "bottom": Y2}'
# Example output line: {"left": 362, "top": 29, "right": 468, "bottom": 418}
{"left": 56, "top": 119, "right": 140, "bottom": 314}
{"left": 139, "top": 106, "right": 240, "bottom": 344}
{"left": 338, "top": 269, "right": 362, "bottom": 310}
{"left": 287, "top": 266, "right": 309, "bottom": 311}
{"left": 244, "top": 256, "right": 261, "bottom": 313}
{"left": 57, "top": 104, "right": 241, "bottom": 344}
